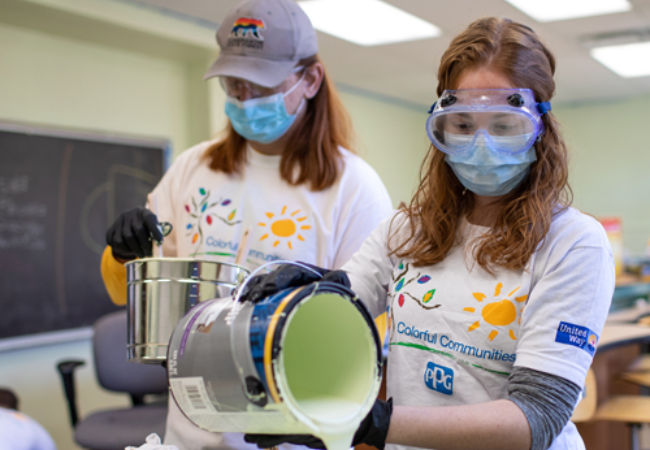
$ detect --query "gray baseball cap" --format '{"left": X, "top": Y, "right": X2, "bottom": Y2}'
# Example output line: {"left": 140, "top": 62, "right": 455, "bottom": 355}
{"left": 204, "top": 0, "right": 318, "bottom": 88}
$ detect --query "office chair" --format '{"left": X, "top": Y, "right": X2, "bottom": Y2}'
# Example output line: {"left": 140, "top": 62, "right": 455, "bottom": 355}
{"left": 57, "top": 310, "right": 169, "bottom": 450}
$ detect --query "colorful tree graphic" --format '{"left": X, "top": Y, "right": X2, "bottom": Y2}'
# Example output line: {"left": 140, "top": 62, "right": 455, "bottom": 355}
{"left": 388, "top": 261, "right": 441, "bottom": 342}
{"left": 185, "top": 188, "right": 240, "bottom": 250}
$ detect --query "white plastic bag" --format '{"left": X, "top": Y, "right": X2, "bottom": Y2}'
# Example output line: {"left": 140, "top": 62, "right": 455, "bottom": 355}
{"left": 125, "top": 433, "right": 179, "bottom": 450}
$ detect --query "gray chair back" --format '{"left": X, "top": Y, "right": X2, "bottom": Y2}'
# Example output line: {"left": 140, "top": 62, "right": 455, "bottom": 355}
{"left": 93, "top": 310, "right": 168, "bottom": 395}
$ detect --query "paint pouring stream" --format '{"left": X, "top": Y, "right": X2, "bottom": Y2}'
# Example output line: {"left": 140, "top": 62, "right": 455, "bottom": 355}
{"left": 167, "top": 281, "right": 382, "bottom": 450}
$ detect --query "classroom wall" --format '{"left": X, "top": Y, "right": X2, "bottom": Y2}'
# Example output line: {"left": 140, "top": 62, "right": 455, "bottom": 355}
{"left": 0, "top": 21, "right": 209, "bottom": 450}
{"left": 340, "top": 88, "right": 430, "bottom": 207}
{"left": 0, "top": 23, "right": 196, "bottom": 154}
{"left": 555, "top": 98, "right": 650, "bottom": 256}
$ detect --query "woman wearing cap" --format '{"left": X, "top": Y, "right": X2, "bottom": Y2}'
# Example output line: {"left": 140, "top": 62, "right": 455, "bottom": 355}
{"left": 243, "top": 18, "right": 614, "bottom": 450}
{"left": 100, "top": 0, "right": 392, "bottom": 448}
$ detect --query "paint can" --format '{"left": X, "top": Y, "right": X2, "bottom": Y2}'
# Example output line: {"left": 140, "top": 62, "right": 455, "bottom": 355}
{"left": 126, "top": 258, "right": 249, "bottom": 364}
{"left": 167, "top": 279, "right": 382, "bottom": 450}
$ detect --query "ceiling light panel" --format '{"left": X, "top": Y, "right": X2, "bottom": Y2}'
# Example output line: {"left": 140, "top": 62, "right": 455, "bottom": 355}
{"left": 591, "top": 42, "right": 650, "bottom": 78}
{"left": 504, "top": 0, "right": 631, "bottom": 22}
{"left": 298, "top": 0, "right": 441, "bottom": 46}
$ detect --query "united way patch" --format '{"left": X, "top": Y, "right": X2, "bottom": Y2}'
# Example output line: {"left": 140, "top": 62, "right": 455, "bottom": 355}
{"left": 555, "top": 322, "right": 598, "bottom": 355}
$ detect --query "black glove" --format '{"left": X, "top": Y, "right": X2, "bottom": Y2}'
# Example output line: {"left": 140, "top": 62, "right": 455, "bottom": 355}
{"left": 238, "top": 262, "right": 351, "bottom": 303}
{"left": 244, "top": 398, "right": 393, "bottom": 450}
{"left": 105, "top": 207, "right": 162, "bottom": 260}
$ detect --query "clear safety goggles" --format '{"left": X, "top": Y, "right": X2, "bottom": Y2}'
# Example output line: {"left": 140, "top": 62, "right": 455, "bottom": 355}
{"left": 219, "top": 66, "right": 305, "bottom": 99}
{"left": 426, "top": 89, "right": 551, "bottom": 156}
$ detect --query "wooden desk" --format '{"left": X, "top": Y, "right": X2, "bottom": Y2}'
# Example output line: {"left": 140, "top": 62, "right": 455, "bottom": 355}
{"left": 599, "top": 323, "right": 650, "bottom": 351}
{"left": 578, "top": 322, "right": 650, "bottom": 450}
{"left": 606, "top": 305, "right": 650, "bottom": 324}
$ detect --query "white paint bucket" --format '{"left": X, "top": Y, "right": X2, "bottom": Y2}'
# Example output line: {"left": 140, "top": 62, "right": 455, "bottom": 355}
{"left": 166, "top": 279, "right": 382, "bottom": 450}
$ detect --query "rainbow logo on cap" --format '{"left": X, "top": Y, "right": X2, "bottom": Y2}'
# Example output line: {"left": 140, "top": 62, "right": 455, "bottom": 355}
{"left": 231, "top": 17, "right": 266, "bottom": 40}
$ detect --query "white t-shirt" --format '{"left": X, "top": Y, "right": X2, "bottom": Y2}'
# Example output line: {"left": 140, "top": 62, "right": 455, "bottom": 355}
{"left": 0, "top": 408, "right": 56, "bottom": 450}
{"left": 158, "top": 140, "right": 393, "bottom": 450}
{"left": 152, "top": 141, "right": 393, "bottom": 270}
{"left": 343, "top": 207, "right": 614, "bottom": 450}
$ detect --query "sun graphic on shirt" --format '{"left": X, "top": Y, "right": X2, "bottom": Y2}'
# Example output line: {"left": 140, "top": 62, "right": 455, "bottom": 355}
{"left": 258, "top": 206, "right": 311, "bottom": 249}
{"left": 464, "top": 282, "right": 528, "bottom": 341}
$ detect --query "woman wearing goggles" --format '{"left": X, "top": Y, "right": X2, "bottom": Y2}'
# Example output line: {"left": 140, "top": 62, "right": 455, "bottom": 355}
{"left": 245, "top": 16, "right": 613, "bottom": 450}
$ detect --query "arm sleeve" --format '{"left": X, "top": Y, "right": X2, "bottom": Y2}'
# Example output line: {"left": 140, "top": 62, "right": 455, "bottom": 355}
{"left": 100, "top": 246, "right": 127, "bottom": 306}
{"left": 508, "top": 366, "right": 581, "bottom": 450}
{"left": 515, "top": 242, "right": 614, "bottom": 386}
{"left": 341, "top": 218, "right": 396, "bottom": 318}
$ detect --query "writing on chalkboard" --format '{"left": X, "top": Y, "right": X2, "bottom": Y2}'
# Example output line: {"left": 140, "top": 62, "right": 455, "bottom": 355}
{"left": 0, "top": 125, "right": 166, "bottom": 340}
{"left": 0, "top": 175, "right": 48, "bottom": 251}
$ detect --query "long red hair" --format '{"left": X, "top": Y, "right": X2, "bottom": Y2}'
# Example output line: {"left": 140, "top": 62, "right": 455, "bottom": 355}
{"left": 202, "top": 55, "right": 353, "bottom": 191}
{"left": 390, "top": 18, "right": 572, "bottom": 272}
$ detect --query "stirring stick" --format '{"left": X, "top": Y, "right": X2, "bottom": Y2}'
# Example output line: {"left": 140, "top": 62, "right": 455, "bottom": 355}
{"left": 234, "top": 227, "right": 251, "bottom": 266}
{"left": 147, "top": 193, "right": 164, "bottom": 258}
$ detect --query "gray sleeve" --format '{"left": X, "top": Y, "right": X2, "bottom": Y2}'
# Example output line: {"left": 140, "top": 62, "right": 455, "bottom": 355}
{"left": 507, "top": 366, "right": 582, "bottom": 450}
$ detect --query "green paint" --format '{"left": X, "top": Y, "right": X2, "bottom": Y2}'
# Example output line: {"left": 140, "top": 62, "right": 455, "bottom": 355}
{"left": 281, "top": 293, "right": 377, "bottom": 422}
{"left": 471, "top": 364, "right": 510, "bottom": 376}
{"left": 190, "top": 251, "right": 236, "bottom": 258}
{"left": 390, "top": 341, "right": 454, "bottom": 359}
{"left": 390, "top": 341, "right": 510, "bottom": 376}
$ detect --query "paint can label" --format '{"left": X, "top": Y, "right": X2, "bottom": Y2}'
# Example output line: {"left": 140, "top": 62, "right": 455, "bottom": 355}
{"left": 169, "top": 376, "right": 218, "bottom": 417}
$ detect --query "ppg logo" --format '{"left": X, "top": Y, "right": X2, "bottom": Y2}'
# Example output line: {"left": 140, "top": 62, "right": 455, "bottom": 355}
{"left": 424, "top": 362, "right": 453, "bottom": 395}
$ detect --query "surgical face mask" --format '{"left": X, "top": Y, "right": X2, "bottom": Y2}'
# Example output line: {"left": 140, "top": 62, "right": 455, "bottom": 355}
{"left": 224, "top": 72, "right": 306, "bottom": 144}
{"left": 444, "top": 133, "right": 537, "bottom": 197}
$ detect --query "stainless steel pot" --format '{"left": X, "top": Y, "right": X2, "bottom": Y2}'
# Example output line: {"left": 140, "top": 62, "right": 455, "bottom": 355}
{"left": 126, "top": 258, "right": 249, "bottom": 364}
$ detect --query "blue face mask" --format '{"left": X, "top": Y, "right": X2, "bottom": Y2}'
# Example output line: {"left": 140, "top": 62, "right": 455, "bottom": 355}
{"left": 224, "top": 73, "right": 306, "bottom": 144}
{"left": 444, "top": 132, "right": 537, "bottom": 197}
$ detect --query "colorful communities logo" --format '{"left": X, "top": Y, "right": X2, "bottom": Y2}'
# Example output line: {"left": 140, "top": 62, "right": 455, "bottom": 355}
{"left": 185, "top": 188, "right": 240, "bottom": 249}
{"left": 464, "top": 282, "right": 527, "bottom": 342}
{"left": 258, "top": 206, "right": 310, "bottom": 249}
{"left": 230, "top": 17, "right": 266, "bottom": 40}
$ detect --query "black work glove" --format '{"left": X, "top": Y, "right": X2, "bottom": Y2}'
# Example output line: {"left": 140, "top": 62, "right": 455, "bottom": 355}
{"left": 238, "top": 262, "right": 351, "bottom": 303}
{"left": 105, "top": 207, "right": 162, "bottom": 261}
{"left": 244, "top": 398, "right": 393, "bottom": 450}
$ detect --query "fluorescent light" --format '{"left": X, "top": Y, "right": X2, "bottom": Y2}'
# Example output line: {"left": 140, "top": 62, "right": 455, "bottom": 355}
{"left": 298, "top": 0, "right": 441, "bottom": 46}
{"left": 591, "top": 42, "right": 650, "bottom": 78}
{"left": 504, "top": 0, "right": 631, "bottom": 22}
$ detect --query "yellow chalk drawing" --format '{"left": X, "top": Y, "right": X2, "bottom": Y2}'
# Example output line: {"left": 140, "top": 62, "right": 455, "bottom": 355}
{"left": 466, "top": 282, "right": 526, "bottom": 341}
{"left": 258, "top": 206, "right": 310, "bottom": 249}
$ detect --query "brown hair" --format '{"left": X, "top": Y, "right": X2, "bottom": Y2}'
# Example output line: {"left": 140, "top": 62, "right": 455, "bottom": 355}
{"left": 0, "top": 388, "right": 18, "bottom": 410}
{"left": 203, "top": 55, "right": 353, "bottom": 191}
{"left": 390, "top": 17, "right": 572, "bottom": 272}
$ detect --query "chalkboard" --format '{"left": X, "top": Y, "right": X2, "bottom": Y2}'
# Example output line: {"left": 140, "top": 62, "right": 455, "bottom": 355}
{"left": 0, "top": 122, "right": 167, "bottom": 340}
